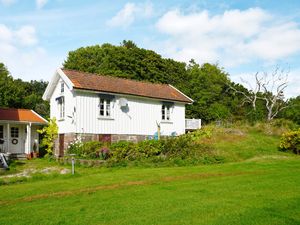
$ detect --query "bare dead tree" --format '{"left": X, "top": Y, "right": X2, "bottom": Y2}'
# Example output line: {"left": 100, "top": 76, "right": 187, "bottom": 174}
{"left": 228, "top": 66, "right": 289, "bottom": 121}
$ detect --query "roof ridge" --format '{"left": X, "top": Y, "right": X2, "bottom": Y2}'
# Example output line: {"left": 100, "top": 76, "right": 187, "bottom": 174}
{"left": 61, "top": 68, "right": 170, "bottom": 87}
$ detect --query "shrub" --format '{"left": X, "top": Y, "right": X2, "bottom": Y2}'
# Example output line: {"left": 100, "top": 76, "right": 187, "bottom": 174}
{"left": 279, "top": 129, "right": 300, "bottom": 154}
{"left": 67, "top": 140, "right": 103, "bottom": 158}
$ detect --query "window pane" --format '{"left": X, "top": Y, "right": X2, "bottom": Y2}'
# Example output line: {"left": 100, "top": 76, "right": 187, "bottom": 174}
{"left": 162, "top": 105, "right": 165, "bottom": 120}
{"left": 100, "top": 99, "right": 105, "bottom": 116}
{"left": 106, "top": 100, "right": 111, "bottom": 116}
{"left": 61, "top": 82, "right": 64, "bottom": 93}
{"left": 166, "top": 106, "right": 170, "bottom": 120}
{"left": 11, "top": 127, "right": 19, "bottom": 138}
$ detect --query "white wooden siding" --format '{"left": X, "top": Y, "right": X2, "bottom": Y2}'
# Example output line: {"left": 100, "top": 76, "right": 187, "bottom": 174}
{"left": 75, "top": 91, "right": 186, "bottom": 136}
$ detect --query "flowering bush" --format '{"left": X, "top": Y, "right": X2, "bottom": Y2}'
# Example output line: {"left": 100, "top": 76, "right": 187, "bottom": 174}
{"left": 67, "top": 138, "right": 103, "bottom": 158}
{"left": 279, "top": 129, "right": 300, "bottom": 154}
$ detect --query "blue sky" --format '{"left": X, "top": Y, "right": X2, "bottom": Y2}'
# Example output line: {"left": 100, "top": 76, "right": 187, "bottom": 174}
{"left": 0, "top": 0, "right": 300, "bottom": 98}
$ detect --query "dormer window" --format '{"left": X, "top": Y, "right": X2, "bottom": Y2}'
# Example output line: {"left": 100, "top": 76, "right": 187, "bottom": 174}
{"left": 60, "top": 82, "right": 64, "bottom": 93}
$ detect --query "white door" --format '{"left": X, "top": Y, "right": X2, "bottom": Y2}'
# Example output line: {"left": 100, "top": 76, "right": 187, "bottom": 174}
{"left": 10, "top": 125, "right": 24, "bottom": 153}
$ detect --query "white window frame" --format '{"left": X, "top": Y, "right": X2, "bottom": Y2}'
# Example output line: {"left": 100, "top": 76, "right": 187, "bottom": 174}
{"left": 58, "top": 97, "right": 65, "bottom": 120}
{"left": 0, "top": 125, "right": 3, "bottom": 139}
{"left": 99, "top": 98, "right": 112, "bottom": 118}
{"left": 162, "top": 104, "right": 171, "bottom": 121}
{"left": 11, "top": 127, "right": 19, "bottom": 138}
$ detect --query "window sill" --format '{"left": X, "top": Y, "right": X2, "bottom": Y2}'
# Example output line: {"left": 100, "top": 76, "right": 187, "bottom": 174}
{"left": 98, "top": 117, "right": 114, "bottom": 120}
{"left": 161, "top": 120, "right": 173, "bottom": 124}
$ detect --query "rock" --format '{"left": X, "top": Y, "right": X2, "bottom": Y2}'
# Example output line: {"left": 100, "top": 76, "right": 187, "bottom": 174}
{"left": 60, "top": 168, "right": 71, "bottom": 174}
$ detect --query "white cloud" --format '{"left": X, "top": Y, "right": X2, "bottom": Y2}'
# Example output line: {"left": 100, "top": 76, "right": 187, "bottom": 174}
{"left": 15, "top": 25, "right": 38, "bottom": 46}
{"left": 0, "top": 24, "right": 60, "bottom": 81}
{"left": 155, "top": 8, "right": 300, "bottom": 67}
{"left": 36, "top": 0, "right": 48, "bottom": 9}
{"left": 0, "top": 0, "right": 16, "bottom": 6}
{"left": 107, "top": 2, "right": 153, "bottom": 28}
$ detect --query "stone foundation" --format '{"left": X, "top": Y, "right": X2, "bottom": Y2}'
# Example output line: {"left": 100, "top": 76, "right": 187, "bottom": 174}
{"left": 54, "top": 133, "right": 149, "bottom": 157}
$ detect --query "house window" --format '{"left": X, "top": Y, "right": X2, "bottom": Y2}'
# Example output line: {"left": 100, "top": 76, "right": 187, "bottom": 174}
{"left": 0, "top": 126, "right": 3, "bottom": 139}
{"left": 11, "top": 127, "right": 19, "bottom": 138}
{"left": 57, "top": 97, "right": 65, "bottom": 119}
{"left": 162, "top": 105, "right": 171, "bottom": 121}
{"left": 99, "top": 98, "right": 111, "bottom": 117}
{"left": 60, "top": 82, "right": 64, "bottom": 93}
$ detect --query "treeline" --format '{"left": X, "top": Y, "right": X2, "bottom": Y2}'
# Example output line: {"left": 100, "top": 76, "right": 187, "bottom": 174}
{"left": 1, "top": 40, "right": 299, "bottom": 124}
{"left": 0, "top": 63, "right": 49, "bottom": 118}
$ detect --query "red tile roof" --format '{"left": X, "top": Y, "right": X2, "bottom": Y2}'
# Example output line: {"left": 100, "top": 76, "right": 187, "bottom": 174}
{"left": 62, "top": 69, "right": 193, "bottom": 103}
{"left": 0, "top": 108, "right": 47, "bottom": 124}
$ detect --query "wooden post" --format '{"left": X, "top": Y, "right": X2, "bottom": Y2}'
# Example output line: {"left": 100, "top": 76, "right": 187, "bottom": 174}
{"left": 6, "top": 123, "right": 9, "bottom": 153}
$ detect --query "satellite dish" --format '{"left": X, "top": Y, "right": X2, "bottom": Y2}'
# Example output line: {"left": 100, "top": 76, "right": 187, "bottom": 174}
{"left": 119, "top": 98, "right": 128, "bottom": 107}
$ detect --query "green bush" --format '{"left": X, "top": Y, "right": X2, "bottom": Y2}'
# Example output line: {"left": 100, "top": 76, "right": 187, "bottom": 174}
{"left": 279, "top": 129, "right": 300, "bottom": 154}
{"left": 67, "top": 140, "right": 103, "bottom": 158}
{"left": 108, "top": 132, "right": 215, "bottom": 165}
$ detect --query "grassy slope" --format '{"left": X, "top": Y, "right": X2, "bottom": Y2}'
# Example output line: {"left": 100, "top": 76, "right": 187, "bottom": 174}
{"left": 0, "top": 126, "right": 299, "bottom": 225}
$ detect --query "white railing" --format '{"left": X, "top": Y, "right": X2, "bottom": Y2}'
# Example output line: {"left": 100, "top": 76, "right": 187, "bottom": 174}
{"left": 185, "top": 119, "right": 201, "bottom": 130}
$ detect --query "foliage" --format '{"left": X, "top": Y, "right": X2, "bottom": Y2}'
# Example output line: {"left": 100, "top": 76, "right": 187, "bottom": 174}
{"left": 281, "top": 96, "right": 300, "bottom": 125}
{"left": 279, "top": 129, "right": 300, "bottom": 154}
{"left": 0, "top": 62, "right": 49, "bottom": 118}
{"left": 67, "top": 139, "right": 103, "bottom": 159}
{"left": 38, "top": 118, "right": 58, "bottom": 156}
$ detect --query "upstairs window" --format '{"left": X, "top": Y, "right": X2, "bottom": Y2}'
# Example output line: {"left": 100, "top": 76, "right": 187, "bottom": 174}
{"left": 99, "top": 98, "right": 111, "bottom": 117}
{"left": 60, "top": 82, "right": 64, "bottom": 93}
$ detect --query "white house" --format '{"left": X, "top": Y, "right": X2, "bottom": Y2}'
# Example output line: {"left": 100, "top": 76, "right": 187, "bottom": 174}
{"left": 43, "top": 69, "right": 194, "bottom": 156}
{"left": 0, "top": 108, "right": 48, "bottom": 158}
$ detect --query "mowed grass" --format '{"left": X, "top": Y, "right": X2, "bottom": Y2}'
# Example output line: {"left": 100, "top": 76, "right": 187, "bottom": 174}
{"left": 0, "top": 157, "right": 300, "bottom": 225}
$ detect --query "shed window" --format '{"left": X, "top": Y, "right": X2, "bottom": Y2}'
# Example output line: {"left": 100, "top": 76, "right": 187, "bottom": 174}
{"left": 57, "top": 96, "right": 65, "bottom": 119}
{"left": 11, "top": 127, "right": 19, "bottom": 138}
{"left": 0, "top": 126, "right": 3, "bottom": 139}
{"left": 162, "top": 105, "right": 171, "bottom": 121}
{"left": 99, "top": 98, "right": 111, "bottom": 117}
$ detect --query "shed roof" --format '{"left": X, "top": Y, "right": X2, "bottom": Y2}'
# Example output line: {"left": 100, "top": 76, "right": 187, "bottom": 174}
{"left": 62, "top": 69, "right": 193, "bottom": 103}
{"left": 0, "top": 108, "right": 47, "bottom": 124}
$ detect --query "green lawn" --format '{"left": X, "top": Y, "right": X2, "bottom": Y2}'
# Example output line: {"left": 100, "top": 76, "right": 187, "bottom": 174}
{"left": 0, "top": 157, "right": 300, "bottom": 225}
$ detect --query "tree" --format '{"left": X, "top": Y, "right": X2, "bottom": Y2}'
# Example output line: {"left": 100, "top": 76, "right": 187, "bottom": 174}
{"left": 228, "top": 67, "right": 289, "bottom": 121}
{"left": 0, "top": 62, "right": 50, "bottom": 117}
{"left": 38, "top": 118, "right": 58, "bottom": 156}
{"left": 281, "top": 96, "right": 300, "bottom": 125}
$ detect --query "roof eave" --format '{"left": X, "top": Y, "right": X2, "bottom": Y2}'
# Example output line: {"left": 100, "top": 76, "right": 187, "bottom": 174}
{"left": 73, "top": 87, "right": 192, "bottom": 104}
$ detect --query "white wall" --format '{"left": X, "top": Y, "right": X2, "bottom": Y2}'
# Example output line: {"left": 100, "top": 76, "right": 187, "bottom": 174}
{"left": 75, "top": 91, "right": 186, "bottom": 136}
{"left": 50, "top": 78, "right": 76, "bottom": 134}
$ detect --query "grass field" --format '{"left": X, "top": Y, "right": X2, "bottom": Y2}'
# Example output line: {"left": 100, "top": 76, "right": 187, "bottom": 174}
{"left": 0, "top": 157, "right": 299, "bottom": 225}
{"left": 0, "top": 126, "right": 299, "bottom": 225}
